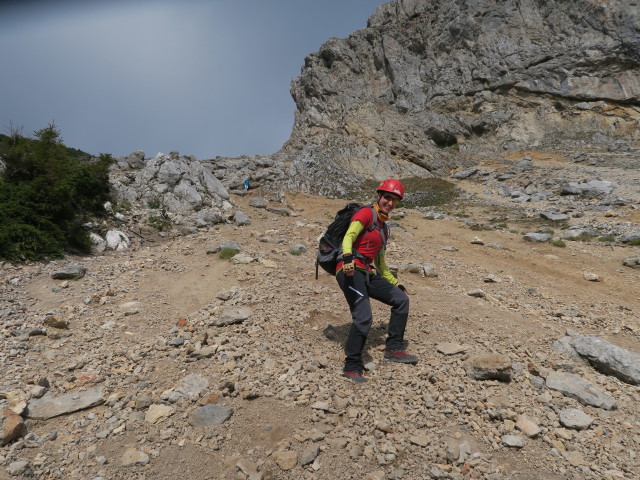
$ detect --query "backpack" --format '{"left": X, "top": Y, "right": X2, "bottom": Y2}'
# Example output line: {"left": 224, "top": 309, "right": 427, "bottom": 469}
{"left": 315, "top": 203, "right": 388, "bottom": 279}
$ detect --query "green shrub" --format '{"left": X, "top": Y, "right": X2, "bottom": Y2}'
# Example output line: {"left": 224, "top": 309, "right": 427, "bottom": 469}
{"left": 147, "top": 215, "right": 171, "bottom": 231}
{"left": 0, "top": 218, "right": 64, "bottom": 261}
{"left": 0, "top": 123, "right": 112, "bottom": 261}
{"left": 219, "top": 247, "right": 240, "bottom": 259}
{"left": 627, "top": 238, "right": 640, "bottom": 246}
{"left": 552, "top": 239, "right": 566, "bottom": 248}
{"left": 470, "top": 224, "right": 492, "bottom": 231}
{"left": 116, "top": 200, "right": 133, "bottom": 213}
{"left": 489, "top": 219, "right": 509, "bottom": 230}
{"left": 443, "top": 143, "right": 460, "bottom": 152}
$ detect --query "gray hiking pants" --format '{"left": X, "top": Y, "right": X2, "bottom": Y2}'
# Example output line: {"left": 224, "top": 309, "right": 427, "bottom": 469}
{"left": 336, "top": 269, "right": 409, "bottom": 372}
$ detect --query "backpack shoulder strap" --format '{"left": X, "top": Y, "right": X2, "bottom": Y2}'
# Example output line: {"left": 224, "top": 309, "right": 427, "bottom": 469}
{"left": 353, "top": 204, "right": 390, "bottom": 246}
{"left": 368, "top": 205, "right": 390, "bottom": 248}
{"left": 364, "top": 205, "right": 377, "bottom": 233}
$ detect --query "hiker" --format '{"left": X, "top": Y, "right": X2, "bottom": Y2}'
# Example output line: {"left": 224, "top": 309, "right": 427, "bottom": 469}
{"left": 243, "top": 178, "right": 250, "bottom": 191}
{"left": 336, "top": 178, "right": 417, "bottom": 383}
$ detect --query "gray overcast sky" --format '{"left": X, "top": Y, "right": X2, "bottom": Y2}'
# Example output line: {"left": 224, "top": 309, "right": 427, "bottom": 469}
{"left": 0, "top": 0, "right": 383, "bottom": 159}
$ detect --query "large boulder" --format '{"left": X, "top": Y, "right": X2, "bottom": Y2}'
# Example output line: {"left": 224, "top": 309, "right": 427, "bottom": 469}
{"left": 572, "top": 336, "right": 640, "bottom": 385}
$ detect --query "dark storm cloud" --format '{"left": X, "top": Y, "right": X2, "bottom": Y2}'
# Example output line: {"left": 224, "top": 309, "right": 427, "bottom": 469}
{"left": 0, "top": 0, "right": 382, "bottom": 159}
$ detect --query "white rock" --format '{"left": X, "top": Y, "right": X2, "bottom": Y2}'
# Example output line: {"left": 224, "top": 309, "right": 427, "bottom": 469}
{"left": 90, "top": 233, "right": 107, "bottom": 253}
{"left": 106, "top": 230, "right": 130, "bottom": 251}
{"left": 502, "top": 434, "right": 525, "bottom": 448}
{"left": 516, "top": 415, "right": 541, "bottom": 438}
{"left": 121, "top": 448, "right": 149, "bottom": 466}
{"left": 559, "top": 408, "right": 594, "bottom": 430}
{"left": 144, "top": 404, "right": 174, "bottom": 424}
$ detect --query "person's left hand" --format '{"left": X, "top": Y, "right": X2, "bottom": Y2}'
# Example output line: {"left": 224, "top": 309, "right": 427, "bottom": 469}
{"left": 397, "top": 284, "right": 409, "bottom": 295}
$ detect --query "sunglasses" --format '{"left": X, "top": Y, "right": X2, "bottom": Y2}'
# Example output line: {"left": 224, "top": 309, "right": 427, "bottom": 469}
{"left": 380, "top": 193, "right": 400, "bottom": 205}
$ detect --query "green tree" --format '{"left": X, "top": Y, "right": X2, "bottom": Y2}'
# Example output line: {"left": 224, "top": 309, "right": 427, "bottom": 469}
{"left": 0, "top": 123, "right": 113, "bottom": 261}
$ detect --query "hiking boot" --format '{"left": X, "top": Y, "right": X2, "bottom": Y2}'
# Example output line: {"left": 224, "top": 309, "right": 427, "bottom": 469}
{"left": 342, "top": 370, "right": 367, "bottom": 383}
{"left": 383, "top": 350, "right": 419, "bottom": 364}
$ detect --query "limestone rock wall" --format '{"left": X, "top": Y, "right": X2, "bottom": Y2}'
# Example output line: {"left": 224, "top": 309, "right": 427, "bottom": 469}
{"left": 110, "top": 151, "right": 231, "bottom": 219}
{"left": 107, "top": 150, "right": 290, "bottom": 229}
{"left": 284, "top": 0, "right": 640, "bottom": 194}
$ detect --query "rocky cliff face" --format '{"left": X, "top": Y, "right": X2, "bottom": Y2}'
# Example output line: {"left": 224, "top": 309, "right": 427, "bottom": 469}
{"left": 285, "top": 0, "right": 640, "bottom": 194}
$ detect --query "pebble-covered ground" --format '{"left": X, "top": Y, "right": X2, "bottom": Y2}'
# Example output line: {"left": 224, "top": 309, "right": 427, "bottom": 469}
{"left": 2, "top": 152, "right": 640, "bottom": 480}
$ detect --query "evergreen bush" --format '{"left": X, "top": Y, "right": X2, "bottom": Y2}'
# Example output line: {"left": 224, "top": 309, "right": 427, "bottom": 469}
{"left": 0, "top": 123, "right": 113, "bottom": 261}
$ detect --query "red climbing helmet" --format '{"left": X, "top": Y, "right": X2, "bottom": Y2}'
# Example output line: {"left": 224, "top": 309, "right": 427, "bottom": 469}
{"left": 376, "top": 178, "right": 405, "bottom": 200}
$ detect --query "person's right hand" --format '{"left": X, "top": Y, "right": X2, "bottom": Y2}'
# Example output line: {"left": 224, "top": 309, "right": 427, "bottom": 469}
{"left": 343, "top": 254, "right": 355, "bottom": 276}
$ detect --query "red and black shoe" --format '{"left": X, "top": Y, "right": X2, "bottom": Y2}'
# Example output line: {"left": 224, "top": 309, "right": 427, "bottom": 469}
{"left": 383, "top": 350, "right": 419, "bottom": 364}
{"left": 342, "top": 370, "right": 367, "bottom": 383}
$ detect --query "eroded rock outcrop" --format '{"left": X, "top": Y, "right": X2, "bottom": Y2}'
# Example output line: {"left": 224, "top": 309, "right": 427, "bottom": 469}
{"left": 110, "top": 151, "right": 230, "bottom": 215}
{"left": 285, "top": 0, "right": 640, "bottom": 194}
{"left": 108, "top": 151, "right": 291, "bottom": 229}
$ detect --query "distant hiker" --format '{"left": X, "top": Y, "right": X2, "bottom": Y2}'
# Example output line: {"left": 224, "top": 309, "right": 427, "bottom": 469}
{"left": 336, "top": 178, "right": 417, "bottom": 383}
{"left": 243, "top": 179, "right": 250, "bottom": 191}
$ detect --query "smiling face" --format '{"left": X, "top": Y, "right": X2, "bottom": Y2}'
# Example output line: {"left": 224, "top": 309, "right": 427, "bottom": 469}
{"left": 377, "top": 192, "right": 400, "bottom": 215}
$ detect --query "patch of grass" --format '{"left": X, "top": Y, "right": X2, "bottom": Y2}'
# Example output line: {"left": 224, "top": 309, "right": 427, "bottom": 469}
{"left": 219, "top": 247, "right": 240, "bottom": 259}
{"left": 628, "top": 238, "right": 640, "bottom": 246}
{"left": 448, "top": 210, "right": 470, "bottom": 218}
{"left": 486, "top": 214, "right": 509, "bottom": 229}
{"left": 539, "top": 228, "right": 554, "bottom": 235}
{"left": 290, "top": 250, "right": 302, "bottom": 256}
{"left": 470, "top": 224, "right": 492, "bottom": 231}
{"left": 400, "top": 177, "right": 461, "bottom": 208}
{"left": 572, "top": 233, "right": 595, "bottom": 242}
{"left": 598, "top": 235, "right": 616, "bottom": 243}
{"left": 147, "top": 215, "right": 171, "bottom": 231}
{"left": 513, "top": 214, "right": 569, "bottom": 232}
{"left": 552, "top": 240, "right": 566, "bottom": 248}
{"left": 552, "top": 220, "right": 569, "bottom": 230}
{"left": 350, "top": 177, "right": 461, "bottom": 209}
{"left": 117, "top": 200, "right": 132, "bottom": 213}
{"left": 443, "top": 143, "right": 460, "bottom": 153}
{"left": 147, "top": 200, "right": 161, "bottom": 209}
